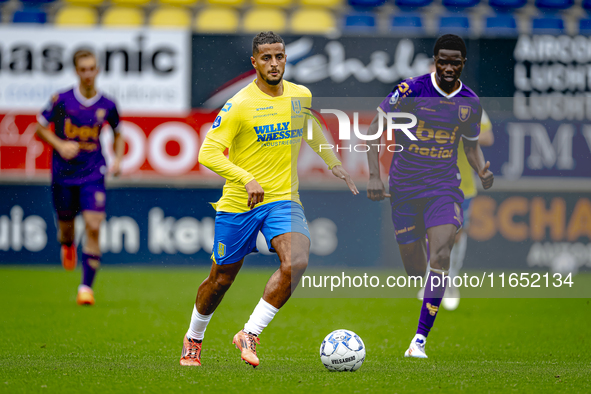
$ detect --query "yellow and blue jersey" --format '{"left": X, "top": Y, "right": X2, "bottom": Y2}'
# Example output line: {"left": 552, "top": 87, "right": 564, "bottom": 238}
{"left": 204, "top": 79, "right": 340, "bottom": 213}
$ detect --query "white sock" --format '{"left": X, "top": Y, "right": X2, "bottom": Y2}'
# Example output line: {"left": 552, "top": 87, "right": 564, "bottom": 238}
{"left": 186, "top": 305, "right": 213, "bottom": 341}
{"left": 449, "top": 232, "right": 468, "bottom": 279}
{"left": 243, "top": 298, "right": 279, "bottom": 336}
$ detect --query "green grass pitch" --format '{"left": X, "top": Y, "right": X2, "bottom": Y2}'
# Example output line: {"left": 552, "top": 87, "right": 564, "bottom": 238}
{"left": 1, "top": 266, "right": 590, "bottom": 393}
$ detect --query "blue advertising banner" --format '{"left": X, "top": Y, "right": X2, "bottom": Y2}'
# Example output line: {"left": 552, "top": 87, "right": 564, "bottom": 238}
{"left": 0, "top": 185, "right": 382, "bottom": 267}
{"left": 482, "top": 118, "right": 591, "bottom": 180}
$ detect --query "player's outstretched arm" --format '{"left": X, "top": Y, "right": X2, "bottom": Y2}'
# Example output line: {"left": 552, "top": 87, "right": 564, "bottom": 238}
{"left": 304, "top": 113, "right": 358, "bottom": 195}
{"left": 366, "top": 112, "right": 391, "bottom": 201}
{"left": 331, "top": 165, "right": 359, "bottom": 195}
{"left": 35, "top": 123, "right": 79, "bottom": 160}
{"left": 463, "top": 138, "right": 494, "bottom": 189}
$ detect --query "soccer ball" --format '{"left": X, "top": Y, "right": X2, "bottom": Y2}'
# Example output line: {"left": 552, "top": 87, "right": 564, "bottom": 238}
{"left": 319, "top": 329, "right": 365, "bottom": 372}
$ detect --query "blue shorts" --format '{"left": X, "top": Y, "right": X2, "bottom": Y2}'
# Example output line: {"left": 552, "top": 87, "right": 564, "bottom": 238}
{"left": 461, "top": 197, "right": 473, "bottom": 228}
{"left": 51, "top": 180, "right": 106, "bottom": 221}
{"left": 212, "top": 201, "right": 310, "bottom": 265}
{"left": 391, "top": 196, "right": 463, "bottom": 245}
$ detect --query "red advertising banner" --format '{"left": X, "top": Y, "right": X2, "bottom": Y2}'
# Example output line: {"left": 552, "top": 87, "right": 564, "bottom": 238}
{"left": 0, "top": 111, "right": 387, "bottom": 184}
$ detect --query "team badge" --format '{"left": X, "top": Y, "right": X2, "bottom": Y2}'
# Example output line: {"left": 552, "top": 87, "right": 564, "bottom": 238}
{"left": 217, "top": 242, "right": 226, "bottom": 257}
{"left": 95, "top": 191, "right": 106, "bottom": 207}
{"left": 212, "top": 116, "right": 222, "bottom": 129}
{"left": 459, "top": 106, "right": 471, "bottom": 122}
{"left": 292, "top": 100, "right": 302, "bottom": 114}
{"left": 96, "top": 109, "right": 106, "bottom": 123}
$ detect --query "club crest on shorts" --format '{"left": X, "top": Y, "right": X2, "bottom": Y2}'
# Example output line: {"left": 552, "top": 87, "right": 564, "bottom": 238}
{"left": 292, "top": 100, "right": 301, "bottom": 114}
{"left": 459, "top": 106, "right": 471, "bottom": 122}
{"left": 95, "top": 191, "right": 106, "bottom": 207}
{"left": 217, "top": 242, "right": 226, "bottom": 257}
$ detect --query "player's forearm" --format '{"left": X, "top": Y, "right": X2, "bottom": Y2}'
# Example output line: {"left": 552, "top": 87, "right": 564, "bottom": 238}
{"left": 199, "top": 138, "right": 254, "bottom": 185}
{"left": 366, "top": 114, "right": 381, "bottom": 179}
{"left": 113, "top": 132, "right": 125, "bottom": 161}
{"left": 305, "top": 117, "right": 341, "bottom": 169}
{"left": 35, "top": 123, "right": 63, "bottom": 150}
{"left": 464, "top": 141, "right": 486, "bottom": 174}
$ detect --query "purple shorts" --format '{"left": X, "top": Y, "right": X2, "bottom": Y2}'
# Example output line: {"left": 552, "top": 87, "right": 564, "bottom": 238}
{"left": 391, "top": 196, "right": 463, "bottom": 245}
{"left": 51, "top": 180, "right": 106, "bottom": 221}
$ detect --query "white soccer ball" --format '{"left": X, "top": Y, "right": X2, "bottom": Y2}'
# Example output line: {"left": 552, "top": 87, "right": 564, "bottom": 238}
{"left": 319, "top": 329, "right": 366, "bottom": 372}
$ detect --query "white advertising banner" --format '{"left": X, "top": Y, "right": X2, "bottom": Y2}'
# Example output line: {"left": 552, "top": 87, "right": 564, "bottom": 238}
{"left": 0, "top": 27, "right": 190, "bottom": 114}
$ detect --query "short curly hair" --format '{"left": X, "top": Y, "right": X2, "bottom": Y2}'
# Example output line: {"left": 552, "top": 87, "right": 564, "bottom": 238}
{"left": 433, "top": 34, "right": 467, "bottom": 58}
{"left": 252, "top": 31, "right": 285, "bottom": 55}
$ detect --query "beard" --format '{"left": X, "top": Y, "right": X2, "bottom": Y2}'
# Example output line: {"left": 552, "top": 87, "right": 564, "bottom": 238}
{"left": 263, "top": 70, "right": 283, "bottom": 86}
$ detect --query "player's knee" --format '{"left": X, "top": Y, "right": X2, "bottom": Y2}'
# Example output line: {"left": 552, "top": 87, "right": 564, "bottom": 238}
{"left": 281, "top": 254, "right": 308, "bottom": 276}
{"left": 85, "top": 221, "right": 101, "bottom": 239}
{"left": 211, "top": 272, "right": 236, "bottom": 291}
{"left": 406, "top": 265, "right": 426, "bottom": 277}
{"left": 431, "top": 248, "right": 451, "bottom": 269}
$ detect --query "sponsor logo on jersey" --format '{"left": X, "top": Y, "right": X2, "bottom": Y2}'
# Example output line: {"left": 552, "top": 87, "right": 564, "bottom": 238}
{"left": 459, "top": 105, "right": 471, "bottom": 122}
{"left": 212, "top": 116, "right": 222, "bottom": 129}
{"left": 256, "top": 106, "right": 273, "bottom": 111}
{"left": 221, "top": 102, "right": 232, "bottom": 112}
{"left": 254, "top": 122, "right": 302, "bottom": 142}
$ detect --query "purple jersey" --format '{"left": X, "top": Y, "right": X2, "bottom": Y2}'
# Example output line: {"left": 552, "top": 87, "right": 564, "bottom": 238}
{"left": 378, "top": 73, "right": 482, "bottom": 206}
{"left": 38, "top": 87, "right": 120, "bottom": 186}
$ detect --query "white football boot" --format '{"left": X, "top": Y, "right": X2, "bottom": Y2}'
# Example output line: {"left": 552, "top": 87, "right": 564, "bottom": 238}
{"left": 404, "top": 334, "right": 428, "bottom": 358}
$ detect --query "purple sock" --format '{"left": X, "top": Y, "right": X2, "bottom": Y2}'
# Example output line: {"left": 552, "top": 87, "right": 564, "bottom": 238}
{"left": 81, "top": 253, "right": 100, "bottom": 288}
{"left": 417, "top": 271, "right": 447, "bottom": 337}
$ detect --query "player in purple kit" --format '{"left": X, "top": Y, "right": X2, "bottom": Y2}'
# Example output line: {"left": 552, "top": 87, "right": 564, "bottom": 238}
{"left": 366, "top": 35, "right": 494, "bottom": 358}
{"left": 35, "top": 49, "right": 124, "bottom": 306}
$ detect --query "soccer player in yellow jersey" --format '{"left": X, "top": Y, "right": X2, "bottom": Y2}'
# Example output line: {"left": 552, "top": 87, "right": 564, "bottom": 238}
{"left": 179, "top": 32, "right": 358, "bottom": 367}
{"left": 442, "top": 110, "right": 494, "bottom": 310}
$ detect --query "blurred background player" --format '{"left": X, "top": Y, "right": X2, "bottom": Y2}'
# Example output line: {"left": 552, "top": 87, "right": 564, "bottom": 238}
{"left": 179, "top": 31, "right": 358, "bottom": 368}
{"left": 366, "top": 34, "right": 494, "bottom": 358}
{"left": 443, "top": 109, "right": 494, "bottom": 311}
{"left": 35, "top": 49, "right": 124, "bottom": 306}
